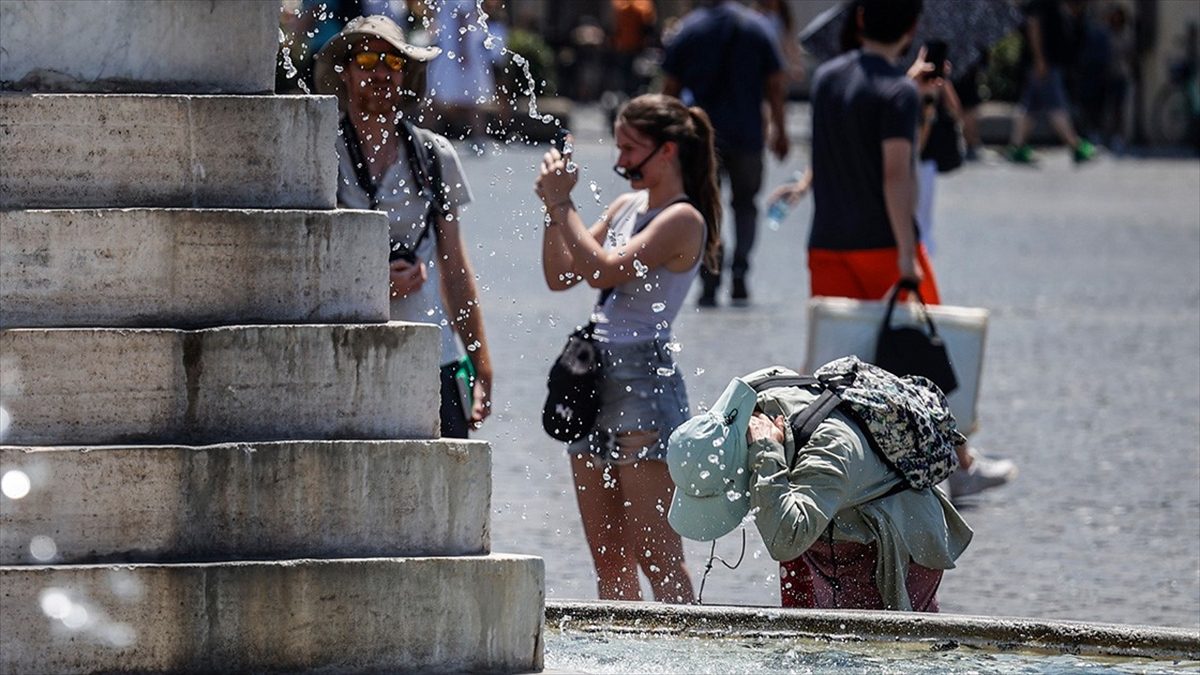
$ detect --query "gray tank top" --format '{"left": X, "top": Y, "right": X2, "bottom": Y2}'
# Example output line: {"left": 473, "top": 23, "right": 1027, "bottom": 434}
{"left": 591, "top": 191, "right": 704, "bottom": 345}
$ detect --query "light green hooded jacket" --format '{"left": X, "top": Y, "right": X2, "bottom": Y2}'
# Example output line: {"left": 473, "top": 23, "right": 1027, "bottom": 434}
{"left": 744, "top": 366, "right": 973, "bottom": 610}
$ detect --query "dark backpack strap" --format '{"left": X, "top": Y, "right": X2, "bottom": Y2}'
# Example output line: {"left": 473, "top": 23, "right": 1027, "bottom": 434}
{"left": 788, "top": 389, "right": 842, "bottom": 452}
{"left": 748, "top": 375, "right": 820, "bottom": 393}
{"left": 780, "top": 379, "right": 914, "bottom": 498}
{"left": 401, "top": 121, "right": 447, "bottom": 221}
{"left": 339, "top": 116, "right": 381, "bottom": 208}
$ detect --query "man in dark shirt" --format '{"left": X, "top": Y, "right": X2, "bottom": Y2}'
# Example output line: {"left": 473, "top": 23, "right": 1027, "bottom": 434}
{"left": 1007, "top": 0, "right": 1095, "bottom": 164}
{"left": 662, "top": 0, "right": 789, "bottom": 307}
{"left": 806, "top": 0, "right": 940, "bottom": 304}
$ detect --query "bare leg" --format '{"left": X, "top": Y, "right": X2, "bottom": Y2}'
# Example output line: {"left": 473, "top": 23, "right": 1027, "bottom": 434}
{"left": 1009, "top": 110, "right": 1035, "bottom": 147}
{"left": 1049, "top": 109, "right": 1081, "bottom": 148}
{"left": 955, "top": 442, "right": 972, "bottom": 469}
{"left": 614, "top": 429, "right": 695, "bottom": 604}
{"left": 961, "top": 107, "right": 981, "bottom": 151}
{"left": 571, "top": 453, "right": 641, "bottom": 601}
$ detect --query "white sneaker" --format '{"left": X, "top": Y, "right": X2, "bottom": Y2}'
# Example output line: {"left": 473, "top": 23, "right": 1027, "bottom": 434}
{"left": 948, "top": 448, "right": 1017, "bottom": 500}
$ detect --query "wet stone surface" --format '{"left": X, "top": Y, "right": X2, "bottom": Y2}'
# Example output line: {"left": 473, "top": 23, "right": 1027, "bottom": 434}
{"left": 456, "top": 104, "right": 1199, "bottom": 630}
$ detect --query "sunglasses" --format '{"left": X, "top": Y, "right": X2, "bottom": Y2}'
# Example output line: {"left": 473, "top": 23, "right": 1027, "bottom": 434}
{"left": 353, "top": 51, "right": 405, "bottom": 72}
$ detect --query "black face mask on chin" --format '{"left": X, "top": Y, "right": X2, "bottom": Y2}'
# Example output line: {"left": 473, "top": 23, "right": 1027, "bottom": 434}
{"left": 613, "top": 143, "right": 664, "bottom": 181}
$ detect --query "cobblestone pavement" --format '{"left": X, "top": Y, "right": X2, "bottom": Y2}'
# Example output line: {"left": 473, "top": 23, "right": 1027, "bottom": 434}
{"left": 454, "top": 103, "right": 1199, "bottom": 629}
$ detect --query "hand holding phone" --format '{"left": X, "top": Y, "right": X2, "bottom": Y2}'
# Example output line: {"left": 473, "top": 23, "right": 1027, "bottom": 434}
{"left": 924, "top": 40, "right": 948, "bottom": 79}
{"left": 552, "top": 128, "right": 572, "bottom": 155}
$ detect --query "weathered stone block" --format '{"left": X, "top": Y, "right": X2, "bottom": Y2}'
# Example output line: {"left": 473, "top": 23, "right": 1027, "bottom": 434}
{"left": 0, "top": 556, "right": 545, "bottom": 674}
{"left": 0, "top": 0, "right": 278, "bottom": 94}
{"left": 0, "top": 94, "right": 338, "bottom": 209}
{"left": 0, "top": 209, "right": 389, "bottom": 328}
{"left": 0, "top": 324, "right": 440, "bottom": 445}
{"left": 0, "top": 440, "right": 491, "bottom": 564}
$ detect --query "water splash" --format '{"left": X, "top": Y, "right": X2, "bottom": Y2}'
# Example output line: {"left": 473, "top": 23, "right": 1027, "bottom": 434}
{"left": 277, "top": 27, "right": 310, "bottom": 95}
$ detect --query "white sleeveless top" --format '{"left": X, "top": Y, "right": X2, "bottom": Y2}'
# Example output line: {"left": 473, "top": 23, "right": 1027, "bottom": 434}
{"left": 591, "top": 191, "right": 704, "bottom": 345}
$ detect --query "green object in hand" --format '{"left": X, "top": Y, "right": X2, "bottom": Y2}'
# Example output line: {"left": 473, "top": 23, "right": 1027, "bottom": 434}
{"left": 453, "top": 355, "right": 475, "bottom": 412}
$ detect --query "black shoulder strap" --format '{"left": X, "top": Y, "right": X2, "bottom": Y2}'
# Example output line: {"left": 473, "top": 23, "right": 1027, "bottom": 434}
{"left": 749, "top": 374, "right": 820, "bottom": 392}
{"left": 339, "top": 116, "right": 381, "bottom": 208}
{"left": 401, "top": 121, "right": 447, "bottom": 221}
{"left": 757, "top": 373, "right": 913, "bottom": 498}
{"left": 788, "top": 389, "right": 843, "bottom": 451}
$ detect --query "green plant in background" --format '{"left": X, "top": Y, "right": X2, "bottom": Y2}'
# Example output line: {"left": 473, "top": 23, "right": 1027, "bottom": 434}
{"left": 504, "top": 29, "right": 557, "bottom": 97}
{"left": 984, "top": 32, "right": 1024, "bottom": 103}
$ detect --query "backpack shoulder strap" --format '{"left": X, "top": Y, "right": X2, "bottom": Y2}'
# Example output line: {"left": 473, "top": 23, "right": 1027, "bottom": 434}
{"left": 787, "top": 388, "right": 842, "bottom": 451}
{"left": 402, "top": 121, "right": 448, "bottom": 220}
{"left": 339, "top": 116, "right": 381, "bottom": 207}
{"left": 747, "top": 374, "right": 820, "bottom": 393}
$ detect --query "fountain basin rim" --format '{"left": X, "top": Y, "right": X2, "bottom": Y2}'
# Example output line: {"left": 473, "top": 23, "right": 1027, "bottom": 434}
{"left": 546, "top": 599, "right": 1200, "bottom": 661}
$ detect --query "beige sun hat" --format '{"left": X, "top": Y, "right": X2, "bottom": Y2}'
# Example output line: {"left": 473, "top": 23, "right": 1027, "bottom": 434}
{"left": 313, "top": 15, "right": 441, "bottom": 109}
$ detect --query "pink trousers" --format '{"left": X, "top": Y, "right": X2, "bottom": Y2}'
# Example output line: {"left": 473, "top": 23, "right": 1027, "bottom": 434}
{"left": 780, "top": 538, "right": 942, "bottom": 612}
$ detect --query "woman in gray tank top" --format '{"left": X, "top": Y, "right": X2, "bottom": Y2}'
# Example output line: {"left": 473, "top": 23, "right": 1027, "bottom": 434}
{"left": 535, "top": 94, "right": 722, "bottom": 605}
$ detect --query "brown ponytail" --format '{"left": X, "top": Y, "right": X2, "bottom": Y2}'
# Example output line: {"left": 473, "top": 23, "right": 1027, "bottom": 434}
{"left": 684, "top": 106, "right": 722, "bottom": 274}
{"left": 617, "top": 95, "right": 723, "bottom": 274}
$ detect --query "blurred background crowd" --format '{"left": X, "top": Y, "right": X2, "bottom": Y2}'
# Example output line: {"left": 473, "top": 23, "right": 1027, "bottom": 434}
{"left": 277, "top": 0, "right": 1200, "bottom": 153}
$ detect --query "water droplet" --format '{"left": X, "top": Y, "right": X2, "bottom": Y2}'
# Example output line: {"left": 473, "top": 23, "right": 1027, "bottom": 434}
{"left": 1, "top": 470, "right": 30, "bottom": 499}
{"left": 29, "top": 535, "right": 56, "bottom": 561}
{"left": 651, "top": 302, "right": 666, "bottom": 313}
{"left": 40, "top": 588, "right": 71, "bottom": 620}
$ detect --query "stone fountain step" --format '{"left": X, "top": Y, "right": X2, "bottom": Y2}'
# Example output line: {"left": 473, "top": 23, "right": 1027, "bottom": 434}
{"left": 0, "top": 324, "right": 439, "bottom": 446}
{"left": 0, "top": 440, "right": 491, "bottom": 565}
{"left": 0, "top": 94, "right": 338, "bottom": 209}
{"left": 0, "top": 555, "right": 545, "bottom": 674}
{"left": 0, "top": 209, "right": 390, "bottom": 329}
{"left": 0, "top": 0, "right": 278, "bottom": 94}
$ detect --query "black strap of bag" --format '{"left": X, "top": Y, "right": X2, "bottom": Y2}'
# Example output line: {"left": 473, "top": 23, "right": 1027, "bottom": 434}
{"left": 875, "top": 279, "right": 959, "bottom": 394}
{"left": 880, "top": 279, "right": 939, "bottom": 342}
{"left": 340, "top": 117, "right": 445, "bottom": 257}
{"left": 749, "top": 374, "right": 911, "bottom": 499}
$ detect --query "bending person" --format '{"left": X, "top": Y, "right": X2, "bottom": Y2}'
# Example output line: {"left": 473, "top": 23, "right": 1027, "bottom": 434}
{"left": 668, "top": 367, "right": 973, "bottom": 610}
{"left": 534, "top": 94, "right": 722, "bottom": 603}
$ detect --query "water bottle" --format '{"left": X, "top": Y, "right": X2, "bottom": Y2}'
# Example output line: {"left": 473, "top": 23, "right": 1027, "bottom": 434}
{"left": 765, "top": 197, "right": 790, "bottom": 231}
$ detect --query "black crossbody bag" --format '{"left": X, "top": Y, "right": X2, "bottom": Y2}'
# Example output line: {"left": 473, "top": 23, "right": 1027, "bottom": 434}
{"left": 541, "top": 287, "right": 614, "bottom": 442}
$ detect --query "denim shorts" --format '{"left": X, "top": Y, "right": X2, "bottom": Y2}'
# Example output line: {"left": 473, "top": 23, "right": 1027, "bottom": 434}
{"left": 567, "top": 338, "right": 690, "bottom": 464}
{"left": 1020, "top": 67, "right": 1068, "bottom": 113}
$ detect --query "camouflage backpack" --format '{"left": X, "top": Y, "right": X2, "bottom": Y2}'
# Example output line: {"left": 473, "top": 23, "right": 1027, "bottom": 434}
{"left": 747, "top": 356, "right": 965, "bottom": 492}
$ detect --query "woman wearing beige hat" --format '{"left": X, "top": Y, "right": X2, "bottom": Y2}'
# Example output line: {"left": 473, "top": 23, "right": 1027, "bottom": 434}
{"left": 315, "top": 16, "right": 493, "bottom": 437}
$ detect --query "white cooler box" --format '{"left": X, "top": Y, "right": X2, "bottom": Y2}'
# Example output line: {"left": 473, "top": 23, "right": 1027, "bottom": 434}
{"left": 805, "top": 296, "right": 989, "bottom": 434}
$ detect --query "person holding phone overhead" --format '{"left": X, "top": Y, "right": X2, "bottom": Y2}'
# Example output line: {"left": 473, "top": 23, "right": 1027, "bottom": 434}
{"left": 914, "top": 39, "right": 965, "bottom": 258}
{"left": 534, "top": 94, "right": 722, "bottom": 604}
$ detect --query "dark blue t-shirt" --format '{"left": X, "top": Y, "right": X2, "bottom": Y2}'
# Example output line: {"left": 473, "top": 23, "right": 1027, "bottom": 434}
{"left": 661, "top": 1, "right": 782, "bottom": 150}
{"left": 808, "top": 50, "right": 919, "bottom": 250}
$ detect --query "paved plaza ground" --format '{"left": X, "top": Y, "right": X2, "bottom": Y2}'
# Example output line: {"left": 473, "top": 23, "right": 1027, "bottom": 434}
{"left": 453, "top": 103, "right": 1199, "bottom": 629}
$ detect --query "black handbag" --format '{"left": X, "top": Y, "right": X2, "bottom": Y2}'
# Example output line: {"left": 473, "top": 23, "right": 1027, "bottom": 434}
{"left": 542, "top": 289, "right": 613, "bottom": 442}
{"left": 922, "top": 104, "right": 964, "bottom": 174}
{"left": 874, "top": 281, "right": 959, "bottom": 395}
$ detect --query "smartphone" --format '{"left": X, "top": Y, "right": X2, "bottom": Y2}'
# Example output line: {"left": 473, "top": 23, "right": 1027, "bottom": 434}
{"left": 924, "top": 40, "right": 948, "bottom": 79}
{"left": 552, "top": 127, "right": 571, "bottom": 154}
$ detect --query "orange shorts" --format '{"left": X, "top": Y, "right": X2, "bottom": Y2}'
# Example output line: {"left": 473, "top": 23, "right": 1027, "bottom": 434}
{"left": 808, "top": 246, "right": 941, "bottom": 304}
